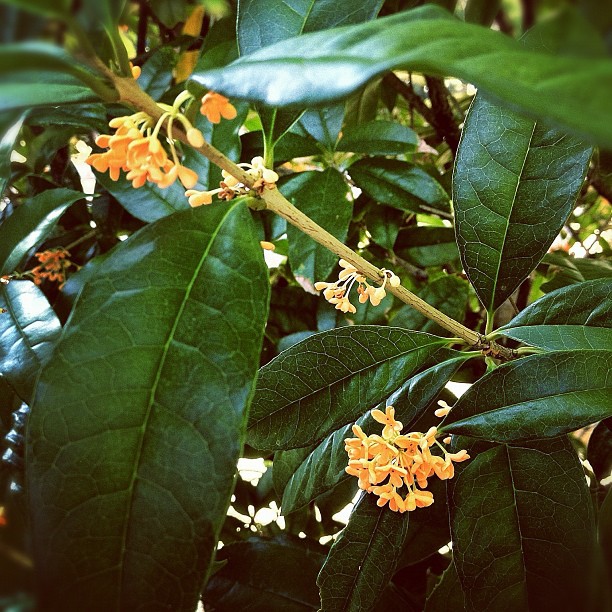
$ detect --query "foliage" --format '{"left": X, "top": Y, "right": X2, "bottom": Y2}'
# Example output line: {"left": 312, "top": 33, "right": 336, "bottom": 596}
{"left": 0, "top": 1, "right": 610, "bottom": 610}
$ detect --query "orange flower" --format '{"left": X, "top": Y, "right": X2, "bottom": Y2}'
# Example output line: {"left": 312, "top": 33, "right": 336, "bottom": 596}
{"left": 29, "top": 248, "right": 75, "bottom": 287}
{"left": 343, "top": 405, "right": 470, "bottom": 513}
{"left": 200, "top": 92, "right": 237, "bottom": 123}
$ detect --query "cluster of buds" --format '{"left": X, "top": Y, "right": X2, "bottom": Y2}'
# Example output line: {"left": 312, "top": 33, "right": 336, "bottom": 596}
{"left": 315, "top": 260, "right": 400, "bottom": 314}
{"left": 28, "top": 248, "right": 75, "bottom": 288}
{"left": 185, "top": 156, "right": 279, "bottom": 207}
{"left": 345, "top": 404, "right": 469, "bottom": 513}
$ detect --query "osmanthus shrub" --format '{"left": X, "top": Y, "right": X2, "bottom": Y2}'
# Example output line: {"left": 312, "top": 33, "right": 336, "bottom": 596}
{"left": 0, "top": 0, "right": 611, "bottom": 610}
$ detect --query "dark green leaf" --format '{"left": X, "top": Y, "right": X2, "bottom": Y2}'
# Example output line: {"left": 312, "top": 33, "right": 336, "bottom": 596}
{"left": 281, "top": 169, "right": 353, "bottom": 289}
{"left": 204, "top": 537, "right": 325, "bottom": 611}
{"left": 0, "top": 188, "right": 85, "bottom": 275}
{"left": 0, "top": 281, "right": 61, "bottom": 402}
{"left": 96, "top": 172, "right": 189, "bottom": 223}
{"left": 298, "top": 104, "right": 344, "bottom": 150}
{"left": 587, "top": 420, "right": 612, "bottom": 483}
{"left": 464, "top": 0, "right": 500, "bottom": 25}
{"left": 391, "top": 275, "right": 468, "bottom": 336}
{"left": 317, "top": 492, "right": 409, "bottom": 612}
{"left": 424, "top": 562, "right": 463, "bottom": 611}
{"left": 27, "top": 104, "right": 107, "bottom": 131}
{"left": 148, "top": 0, "right": 188, "bottom": 27}
{"left": 449, "top": 437, "right": 597, "bottom": 610}
{"left": 454, "top": 94, "right": 591, "bottom": 312}
{"left": 191, "top": 5, "right": 612, "bottom": 147}
{"left": 365, "top": 204, "right": 403, "bottom": 251}
{"left": 0, "top": 0, "right": 70, "bottom": 18}
{"left": 279, "top": 356, "right": 469, "bottom": 513}
{"left": 27, "top": 201, "right": 270, "bottom": 611}
{"left": 337, "top": 120, "right": 418, "bottom": 156}
{"left": 541, "top": 253, "right": 612, "bottom": 293}
{"left": 248, "top": 327, "right": 449, "bottom": 451}
{"left": 138, "top": 48, "right": 176, "bottom": 100}
{"left": 395, "top": 227, "right": 459, "bottom": 268}
{"left": 441, "top": 350, "right": 612, "bottom": 443}
{"left": 350, "top": 159, "right": 449, "bottom": 215}
{"left": 0, "top": 110, "right": 24, "bottom": 198}
{"left": 496, "top": 279, "right": 612, "bottom": 350}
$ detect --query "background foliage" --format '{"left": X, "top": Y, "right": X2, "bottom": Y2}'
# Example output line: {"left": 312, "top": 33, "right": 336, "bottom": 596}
{"left": 0, "top": 0, "right": 610, "bottom": 610}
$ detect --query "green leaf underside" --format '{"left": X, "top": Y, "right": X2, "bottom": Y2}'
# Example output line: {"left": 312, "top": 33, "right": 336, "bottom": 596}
{"left": 0, "top": 281, "right": 61, "bottom": 402}
{"left": 280, "top": 355, "right": 468, "bottom": 514}
{"left": 337, "top": 120, "right": 418, "bottom": 155}
{"left": 96, "top": 172, "right": 190, "bottom": 223}
{"left": 453, "top": 94, "right": 591, "bottom": 312}
{"left": 449, "top": 437, "right": 597, "bottom": 611}
{"left": 191, "top": 6, "right": 612, "bottom": 147}
{"left": 0, "top": 188, "right": 85, "bottom": 275}
{"left": 317, "top": 492, "right": 409, "bottom": 612}
{"left": 349, "top": 158, "right": 449, "bottom": 214}
{"left": 497, "top": 279, "right": 612, "bottom": 350}
{"left": 204, "top": 537, "right": 324, "bottom": 611}
{"left": 247, "top": 327, "right": 449, "bottom": 451}
{"left": 27, "top": 202, "right": 270, "bottom": 611}
{"left": 441, "top": 350, "right": 612, "bottom": 443}
{"left": 282, "top": 169, "right": 353, "bottom": 288}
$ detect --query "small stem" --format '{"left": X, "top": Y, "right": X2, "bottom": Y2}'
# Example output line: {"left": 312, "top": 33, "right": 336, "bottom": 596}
{"left": 65, "top": 230, "right": 97, "bottom": 252}
{"left": 485, "top": 310, "right": 494, "bottom": 336}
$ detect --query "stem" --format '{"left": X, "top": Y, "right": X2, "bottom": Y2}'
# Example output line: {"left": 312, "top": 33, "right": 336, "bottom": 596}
{"left": 485, "top": 310, "right": 494, "bottom": 336}
{"left": 103, "top": 75, "right": 517, "bottom": 359}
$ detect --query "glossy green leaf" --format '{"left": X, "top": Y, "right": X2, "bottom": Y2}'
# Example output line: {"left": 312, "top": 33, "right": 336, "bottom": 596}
{"left": 541, "top": 253, "right": 612, "bottom": 293}
{"left": 337, "top": 120, "right": 418, "bottom": 156}
{"left": 318, "top": 492, "right": 409, "bottom": 612}
{"left": 364, "top": 204, "right": 403, "bottom": 251}
{"left": 349, "top": 159, "right": 449, "bottom": 215}
{"left": 449, "top": 437, "right": 597, "bottom": 610}
{"left": 391, "top": 275, "right": 468, "bottom": 336}
{"left": 496, "top": 279, "right": 612, "bottom": 350}
{"left": 0, "top": 0, "right": 70, "bottom": 18}
{"left": 0, "top": 110, "right": 24, "bottom": 198}
{"left": 138, "top": 48, "right": 176, "bottom": 100}
{"left": 298, "top": 104, "right": 344, "bottom": 150}
{"left": 27, "top": 201, "right": 270, "bottom": 611}
{"left": 0, "top": 43, "right": 105, "bottom": 110}
{"left": 441, "top": 350, "right": 612, "bottom": 443}
{"left": 191, "top": 5, "right": 612, "bottom": 147}
{"left": 96, "top": 172, "right": 189, "bottom": 223}
{"left": 0, "top": 188, "right": 85, "bottom": 275}
{"left": 394, "top": 226, "right": 459, "bottom": 268}
{"left": 204, "top": 537, "right": 325, "bottom": 611}
{"left": 281, "top": 169, "right": 352, "bottom": 289}
{"left": 0, "top": 281, "right": 61, "bottom": 402}
{"left": 454, "top": 93, "right": 591, "bottom": 312}
{"left": 280, "top": 356, "right": 468, "bottom": 514}
{"left": 248, "top": 327, "right": 449, "bottom": 451}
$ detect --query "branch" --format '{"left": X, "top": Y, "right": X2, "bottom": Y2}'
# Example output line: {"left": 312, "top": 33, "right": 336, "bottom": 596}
{"left": 101, "top": 74, "right": 516, "bottom": 360}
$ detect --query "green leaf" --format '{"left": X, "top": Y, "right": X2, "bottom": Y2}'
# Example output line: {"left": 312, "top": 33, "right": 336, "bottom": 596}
{"left": 0, "top": 188, "right": 85, "bottom": 275}
{"left": 424, "top": 562, "right": 463, "bottom": 611}
{"left": 337, "top": 120, "right": 418, "bottom": 156}
{"left": 364, "top": 204, "right": 403, "bottom": 251}
{"left": 453, "top": 93, "right": 592, "bottom": 313}
{"left": 317, "top": 492, "right": 409, "bottom": 612}
{"left": 190, "top": 5, "right": 612, "bottom": 147}
{"left": 96, "top": 172, "right": 189, "bottom": 223}
{"left": 391, "top": 275, "right": 468, "bottom": 336}
{"left": 248, "top": 327, "right": 449, "bottom": 451}
{"left": 349, "top": 158, "right": 449, "bottom": 215}
{"left": 448, "top": 437, "right": 598, "bottom": 610}
{"left": 280, "top": 356, "right": 468, "bottom": 514}
{"left": 0, "top": 43, "right": 106, "bottom": 110}
{"left": 138, "top": 47, "right": 176, "bottom": 100}
{"left": 587, "top": 420, "right": 612, "bottom": 483}
{"left": 0, "top": 110, "right": 25, "bottom": 198}
{"left": 204, "top": 536, "right": 325, "bottom": 611}
{"left": 0, "top": 0, "right": 70, "bottom": 18}
{"left": 441, "top": 350, "right": 612, "bottom": 443}
{"left": 541, "top": 253, "right": 612, "bottom": 293}
{"left": 496, "top": 279, "right": 612, "bottom": 350}
{"left": 281, "top": 169, "right": 352, "bottom": 289}
{"left": 0, "top": 281, "right": 61, "bottom": 402}
{"left": 298, "top": 104, "right": 344, "bottom": 150}
{"left": 27, "top": 201, "right": 270, "bottom": 611}
{"left": 394, "top": 226, "right": 459, "bottom": 268}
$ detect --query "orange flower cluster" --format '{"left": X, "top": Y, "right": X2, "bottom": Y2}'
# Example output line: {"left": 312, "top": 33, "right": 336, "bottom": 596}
{"left": 315, "top": 260, "right": 400, "bottom": 314}
{"left": 86, "top": 111, "right": 199, "bottom": 190}
{"left": 345, "top": 406, "right": 469, "bottom": 512}
{"left": 30, "top": 248, "right": 75, "bottom": 287}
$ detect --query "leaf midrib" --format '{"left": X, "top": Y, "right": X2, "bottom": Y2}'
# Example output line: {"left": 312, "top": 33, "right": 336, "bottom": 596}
{"left": 249, "top": 338, "right": 445, "bottom": 427}
{"left": 117, "top": 203, "right": 238, "bottom": 605}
